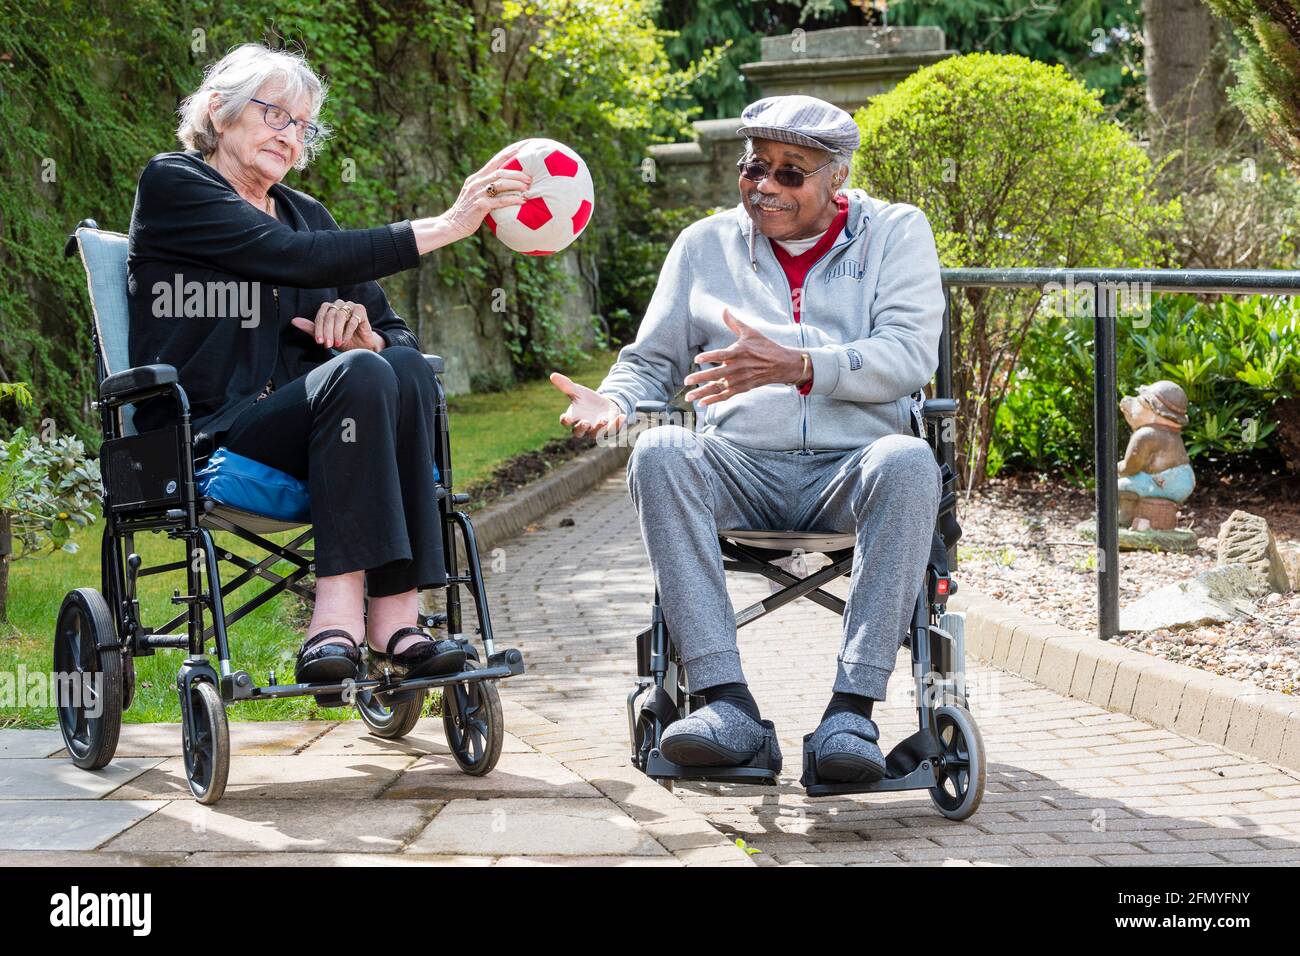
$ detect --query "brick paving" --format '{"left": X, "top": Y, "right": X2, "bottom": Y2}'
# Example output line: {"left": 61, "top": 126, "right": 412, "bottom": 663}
{"left": 488, "top": 472, "right": 1300, "bottom": 866}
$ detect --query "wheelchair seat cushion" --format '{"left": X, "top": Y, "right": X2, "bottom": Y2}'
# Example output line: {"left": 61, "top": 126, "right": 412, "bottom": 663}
{"left": 659, "top": 700, "right": 777, "bottom": 768}
{"left": 195, "top": 447, "right": 312, "bottom": 523}
{"left": 809, "top": 711, "right": 886, "bottom": 783}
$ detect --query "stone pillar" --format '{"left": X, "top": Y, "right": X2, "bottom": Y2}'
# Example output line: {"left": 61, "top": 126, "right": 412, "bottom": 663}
{"left": 648, "top": 26, "right": 951, "bottom": 211}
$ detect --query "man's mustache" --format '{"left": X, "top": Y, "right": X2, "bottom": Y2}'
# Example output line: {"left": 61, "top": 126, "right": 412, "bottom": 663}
{"left": 748, "top": 191, "right": 795, "bottom": 211}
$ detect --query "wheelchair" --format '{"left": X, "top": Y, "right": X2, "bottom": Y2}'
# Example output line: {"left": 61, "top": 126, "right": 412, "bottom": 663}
{"left": 56, "top": 219, "right": 523, "bottom": 804}
{"left": 627, "top": 358, "right": 985, "bottom": 821}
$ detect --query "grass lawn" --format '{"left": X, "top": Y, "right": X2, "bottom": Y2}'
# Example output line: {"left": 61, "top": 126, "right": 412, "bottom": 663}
{"left": 0, "top": 349, "right": 617, "bottom": 729}
{"left": 446, "top": 348, "right": 616, "bottom": 489}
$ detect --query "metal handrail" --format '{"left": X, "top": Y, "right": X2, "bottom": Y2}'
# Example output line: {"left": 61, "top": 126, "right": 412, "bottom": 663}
{"left": 936, "top": 267, "right": 1300, "bottom": 641}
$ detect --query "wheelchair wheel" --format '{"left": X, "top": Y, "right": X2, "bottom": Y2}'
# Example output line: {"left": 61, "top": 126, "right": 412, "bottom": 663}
{"left": 182, "top": 680, "right": 229, "bottom": 805}
{"left": 356, "top": 686, "right": 425, "bottom": 740}
{"left": 443, "top": 666, "right": 503, "bottom": 776}
{"left": 929, "top": 704, "right": 985, "bottom": 821}
{"left": 53, "top": 589, "right": 122, "bottom": 770}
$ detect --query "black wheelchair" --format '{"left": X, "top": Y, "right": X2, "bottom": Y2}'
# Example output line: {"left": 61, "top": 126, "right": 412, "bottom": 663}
{"left": 56, "top": 220, "right": 523, "bottom": 804}
{"left": 627, "top": 340, "right": 985, "bottom": 821}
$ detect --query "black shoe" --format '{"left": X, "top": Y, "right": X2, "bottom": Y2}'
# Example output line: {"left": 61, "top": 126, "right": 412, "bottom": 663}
{"left": 369, "top": 626, "right": 466, "bottom": 681}
{"left": 295, "top": 629, "right": 361, "bottom": 705}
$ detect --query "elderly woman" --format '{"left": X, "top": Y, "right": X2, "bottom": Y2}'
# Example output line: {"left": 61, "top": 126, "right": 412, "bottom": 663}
{"left": 127, "top": 43, "right": 529, "bottom": 692}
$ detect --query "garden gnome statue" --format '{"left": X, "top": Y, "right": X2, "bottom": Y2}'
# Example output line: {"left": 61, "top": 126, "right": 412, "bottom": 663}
{"left": 1116, "top": 380, "right": 1194, "bottom": 531}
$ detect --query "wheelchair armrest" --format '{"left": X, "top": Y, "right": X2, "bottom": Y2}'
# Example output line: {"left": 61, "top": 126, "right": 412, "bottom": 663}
{"left": 921, "top": 398, "right": 958, "bottom": 419}
{"left": 99, "top": 364, "right": 178, "bottom": 405}
{"left": 634, "top": 400, "right": 668, "bottom": 415}
{"left": 423, "top": 354, "right": 445, "bottom": 375}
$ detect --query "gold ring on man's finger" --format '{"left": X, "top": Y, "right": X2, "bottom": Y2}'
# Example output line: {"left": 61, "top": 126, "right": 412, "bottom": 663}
{"left": 716, "top": 377, "right": 729, "bottom": 391}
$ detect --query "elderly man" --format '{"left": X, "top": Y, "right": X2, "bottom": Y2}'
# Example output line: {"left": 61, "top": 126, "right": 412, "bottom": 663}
{"left": 550, "top": 94, "right": 945, "bottom": 784}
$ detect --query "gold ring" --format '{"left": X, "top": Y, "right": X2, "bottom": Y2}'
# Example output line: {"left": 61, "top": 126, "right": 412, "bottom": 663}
{"left": 716, "top": 377, "right": 729, "bottom": 391}
{"left": 486, "top": 181, "right": 499, "bottom": 197}
{"left": 340, "top": 306, "right": 354, "bottom": 319}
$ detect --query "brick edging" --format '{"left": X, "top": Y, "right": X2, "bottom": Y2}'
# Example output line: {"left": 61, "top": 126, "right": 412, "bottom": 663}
{"left": 501, "top": 700, "right": 756, "bottom": 866}
{"left": 950, "top": 587, "right": 1300, "bottom": 773}
{"left": 463, "top": 443, "right": 630, "bottom": 554}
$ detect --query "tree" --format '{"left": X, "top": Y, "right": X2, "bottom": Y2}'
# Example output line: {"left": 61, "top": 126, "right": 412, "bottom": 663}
{"left": 1143, "top": 0, "right": 1228, "bottom": 146}
{"left": 1206, "top": 0, "right": 1300, "bottom": 173}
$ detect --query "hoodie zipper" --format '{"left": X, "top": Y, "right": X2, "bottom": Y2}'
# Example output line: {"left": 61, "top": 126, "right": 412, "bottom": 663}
{"left": 769, "top": 233, "right": 852, "bottom": 456}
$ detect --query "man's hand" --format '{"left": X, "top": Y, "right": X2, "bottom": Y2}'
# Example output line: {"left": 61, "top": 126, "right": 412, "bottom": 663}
{"left": 291, "top": 300, "right": 383, "bottom": 352}
{"left": 683, "top": 307, "right": 808, "bottom": 406}
{"left": 550, "top": 371, "right": 626, "bottom": 438}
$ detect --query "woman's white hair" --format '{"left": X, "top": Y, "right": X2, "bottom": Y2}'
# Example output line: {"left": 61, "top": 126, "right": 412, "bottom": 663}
{"left": 177, "top": 43, "right": 331, "bottom": 170}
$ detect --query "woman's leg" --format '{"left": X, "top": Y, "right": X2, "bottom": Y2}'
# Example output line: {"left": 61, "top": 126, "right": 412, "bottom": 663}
{"left": 221, "top": 349, "right": 413, "bottom": 648}
{"left": 363, "top": 346, "right": 448, "bottom": 653}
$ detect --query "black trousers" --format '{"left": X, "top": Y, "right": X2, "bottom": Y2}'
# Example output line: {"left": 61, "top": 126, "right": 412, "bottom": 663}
{"left": 218, "top": 346, "right": 447, "bottom": 597}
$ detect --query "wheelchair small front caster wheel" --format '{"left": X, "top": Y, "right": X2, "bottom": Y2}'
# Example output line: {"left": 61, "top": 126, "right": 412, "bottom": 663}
{"left": 357, "top": 685, "right": 425, "bottom": 740}
{"left": 182, "top": 680, "right": 229, "bottom": 805}
{"left": 929, "top": 704, "right": 985, "bottom": 821}
{"left": 443, "top": 665, "right": 503, "bottom": 777}
{"left": 54, "top": 589, "right": 122, "bottom": 771}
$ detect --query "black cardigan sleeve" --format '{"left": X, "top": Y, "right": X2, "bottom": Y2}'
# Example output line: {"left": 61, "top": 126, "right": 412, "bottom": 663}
{"left": 313, "top": 205, "right": 423, "bottom": 353}
{"left": 134, "top": 153, "right": 420, "bottom": 287}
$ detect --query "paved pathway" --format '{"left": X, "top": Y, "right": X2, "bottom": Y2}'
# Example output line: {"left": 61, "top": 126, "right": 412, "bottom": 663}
{"left": 0, "top": 705, "right": 750, "bottom": 866}
{"left": 488, "top": 472, "right": 1300, "bottom": 866}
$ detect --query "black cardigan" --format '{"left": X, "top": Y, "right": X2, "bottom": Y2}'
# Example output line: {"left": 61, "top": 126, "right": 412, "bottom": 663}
{"left": 126, "top": 149, "right": 422, "bottom": 454}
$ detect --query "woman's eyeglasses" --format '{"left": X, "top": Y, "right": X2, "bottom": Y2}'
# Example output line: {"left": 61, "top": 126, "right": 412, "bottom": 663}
{"left": 735, "top": 157, "right": 833, "bottom": 188}
{"left": 250, "top": 98, "right": 321, "bottom": 145}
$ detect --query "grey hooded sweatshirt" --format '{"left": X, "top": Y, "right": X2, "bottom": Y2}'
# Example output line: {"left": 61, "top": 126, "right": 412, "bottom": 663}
{"left": 597, "top": 187, "right": 946, "bottom": 453}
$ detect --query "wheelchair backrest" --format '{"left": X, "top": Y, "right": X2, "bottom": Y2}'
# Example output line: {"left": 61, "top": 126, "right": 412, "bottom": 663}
{"left": 70, "top": 225, "right": 136, "bottom": 435}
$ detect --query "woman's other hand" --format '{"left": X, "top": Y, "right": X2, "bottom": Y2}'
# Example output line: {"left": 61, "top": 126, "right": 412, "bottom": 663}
{"left": 438, "top": 143, "right": 534, "bottom": 241}
{"left": 291, "top": 299, "right": 383, "bottom": 351}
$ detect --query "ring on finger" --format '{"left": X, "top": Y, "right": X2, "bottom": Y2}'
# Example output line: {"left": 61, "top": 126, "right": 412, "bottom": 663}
{"left": 486, "top": 181, "right": 499, "bottom": 198}
{"left": 716, "top": 377, "right": 729, "bottom": 391}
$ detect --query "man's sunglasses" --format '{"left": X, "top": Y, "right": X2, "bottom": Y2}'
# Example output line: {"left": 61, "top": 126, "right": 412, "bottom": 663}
{"left": 735, "top": 157, "right": 834, "bottom": 188}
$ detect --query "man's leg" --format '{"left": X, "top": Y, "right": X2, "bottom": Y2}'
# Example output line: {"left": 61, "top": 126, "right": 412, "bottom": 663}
{"left": 626, "top": 425, "right": 784, "bottom": 695}
{"left": 795, "top": 433, "right": 941, "bottom": 701}
{"left": 794, "top": 433, "right": 940, "bottom": 783}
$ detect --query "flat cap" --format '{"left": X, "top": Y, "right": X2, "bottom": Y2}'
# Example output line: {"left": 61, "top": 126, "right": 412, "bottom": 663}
{"left": 736, "top": 94, "right": 860, "bottom": 155}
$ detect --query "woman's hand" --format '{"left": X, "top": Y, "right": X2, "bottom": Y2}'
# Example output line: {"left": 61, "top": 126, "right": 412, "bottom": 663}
{"left": 438, "top": 143, "right": 534, "bottom": 242}
{"left": 550, "top": 372, "right": 626, "bottom": 438}
{"left": 291, "top": 299, "right": 383, "bottom": 351}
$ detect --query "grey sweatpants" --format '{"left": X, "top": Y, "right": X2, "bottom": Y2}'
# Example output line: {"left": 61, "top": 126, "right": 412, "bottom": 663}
{"left": 626, "top": 425, "right": 941, "bottom": 700}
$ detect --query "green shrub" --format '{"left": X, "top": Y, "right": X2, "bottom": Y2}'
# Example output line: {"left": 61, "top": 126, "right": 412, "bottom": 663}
{"left": 853, "top": 52, "right": 1177, "bottom": 489}
{"left": 994, "top": 293, "right": 1300, "bottom": 480}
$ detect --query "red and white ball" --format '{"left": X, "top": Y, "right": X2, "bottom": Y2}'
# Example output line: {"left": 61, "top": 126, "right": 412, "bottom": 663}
{"left": 484, "top": 138, "right": 594, "bottom": 256}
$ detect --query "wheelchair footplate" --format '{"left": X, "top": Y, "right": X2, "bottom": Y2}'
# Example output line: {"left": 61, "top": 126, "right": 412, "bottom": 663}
{"left": 644, "top": 719, "right": 782, "bottom": 786}
{"left": 800, "top": 728, "right": 940, "bottom": 798}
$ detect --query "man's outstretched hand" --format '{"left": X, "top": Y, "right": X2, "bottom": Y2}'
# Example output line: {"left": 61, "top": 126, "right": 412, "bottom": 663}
{"left": 684, "top": 307, "right": 808, "bottom": 406}
{"left": 550, "top": 372, "right": 626, "bottom": 438}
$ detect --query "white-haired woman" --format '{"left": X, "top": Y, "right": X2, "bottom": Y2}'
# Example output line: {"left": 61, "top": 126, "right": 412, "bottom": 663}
{"left": 127, "top": 42, "right": 529, "bottom": 693}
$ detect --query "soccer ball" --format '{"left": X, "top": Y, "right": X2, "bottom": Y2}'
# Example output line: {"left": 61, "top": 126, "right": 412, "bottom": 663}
{"left": 484, "top": 138, "right": 595, "bottom": 256}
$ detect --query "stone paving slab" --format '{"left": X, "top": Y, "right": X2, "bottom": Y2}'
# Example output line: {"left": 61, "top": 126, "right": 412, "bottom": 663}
{"left": 107, "top": 755, "right": 416, "bottom": 801}
{"left": 103, "top": 798, "right": 443, "bottom": 854}
{"left": 80, "top": 720, "right": 335, "bottom": 757}
{"left": 383, "top": 751, "right": 599, "bottom": 800}
{"left": 405, "top": 797, "right": 670, "bottom": 857}
{"left": 0, "top": 729, "right": 64, "bottom": 758}
{"left": 0, "top": 800, "right": 167, "bottom": 851}
{"left": 0, "top": 757, "right": 161, "bottom": 799}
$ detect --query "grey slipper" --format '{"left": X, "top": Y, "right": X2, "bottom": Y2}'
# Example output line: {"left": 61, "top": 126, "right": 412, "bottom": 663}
{"left": 809, "top": 711, "right": 887, "bottom": 783}
{"left": 659, "top": 701, "right": 774, "bottom": 767}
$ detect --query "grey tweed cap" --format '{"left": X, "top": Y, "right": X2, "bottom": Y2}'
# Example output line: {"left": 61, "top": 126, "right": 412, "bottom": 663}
{"left": 736, "top": 94, "right": 860, "bottom": 154}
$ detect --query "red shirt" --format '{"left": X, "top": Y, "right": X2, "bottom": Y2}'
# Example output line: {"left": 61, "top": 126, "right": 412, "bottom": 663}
{"left": 770, "top": 194, "right": 850, "bottom": 395}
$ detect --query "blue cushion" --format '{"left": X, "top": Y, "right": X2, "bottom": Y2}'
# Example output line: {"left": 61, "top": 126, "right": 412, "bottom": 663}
{"left": 196, "top": 447, "right": 312, "bottom": 523}
{"left": 196, "top": 446, "right": 442, "bottom": 523}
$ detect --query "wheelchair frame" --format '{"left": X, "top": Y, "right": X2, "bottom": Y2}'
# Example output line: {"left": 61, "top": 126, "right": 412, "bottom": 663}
{"left": 55, "top": 220, "right": 523, "bottom": 804}
{"left": 626, "top": 377, "right": 986, "bottom": 821}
